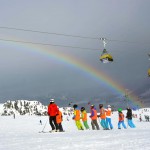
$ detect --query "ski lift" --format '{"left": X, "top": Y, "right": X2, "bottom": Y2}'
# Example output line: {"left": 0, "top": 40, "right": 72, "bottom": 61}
{"left": 148, "top": 68, "right": 150, "bottom": 77}
{"left": 148, "top": 53, "right": 150, "bottom": 60}
{"left": 99, "top": 38, "right": 113, "bottom": 63}
{"left": 100, "top": 49, "right": 113, "bottom": 63}
{"left": 147, "top": 53, "right": 150, "bottom": 77}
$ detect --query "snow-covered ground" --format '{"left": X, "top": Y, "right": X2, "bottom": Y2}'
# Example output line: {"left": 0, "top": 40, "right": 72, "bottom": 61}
{"left": 0, "top": 109, "right": 150, "bottom": 150}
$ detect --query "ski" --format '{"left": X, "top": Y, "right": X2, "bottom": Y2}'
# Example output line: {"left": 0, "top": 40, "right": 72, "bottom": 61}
{"left": 39, "top": 130, "right": 65, "bottom": 133}
{"left": 39, "top": 131, "right": 48, "bottom": 133}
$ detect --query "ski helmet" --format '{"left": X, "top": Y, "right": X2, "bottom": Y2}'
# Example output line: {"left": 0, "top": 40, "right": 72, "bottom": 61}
{"left": 99, "top": 104, "right": 103, "bottom": 108}
{"left": 81, "top": 107, "right": 85, "bottom": 111}
{"left": 107, "top": 105, "right": 111, "bottom": 108}
{"left": 50, "top": 99, "right": 54, "bottom": 103}
{"left": 90, "top": 105, "right": 94, "bottom": 109}
{"left": 118, "top": 108, "right": 122, "bottom": 112}
{"left": 73, "top": 104, "right": 78, "bottom": 109}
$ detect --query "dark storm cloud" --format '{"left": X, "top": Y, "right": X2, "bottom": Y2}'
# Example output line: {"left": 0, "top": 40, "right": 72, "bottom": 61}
{"left": 0, "top": 0, "right": 150, "bottom": 106}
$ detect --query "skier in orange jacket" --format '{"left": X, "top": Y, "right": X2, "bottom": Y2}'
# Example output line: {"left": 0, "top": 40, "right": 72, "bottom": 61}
{"left": 72, "top": 104, "right": 84, "bottom": 130}
{"left": 105, "top": 105, "right": 113, "bottom": 129}
{"left": 80, "top": 107, "right": 90, "bottom": 130}
{"left": 56, "top": 107, "right": 64, "bottom": 132}
{"left": 118, "top": 108, "right": 127, "bottom": 129}
{"left": 98, "top": 104, "right": 108, "bottom": 130}
{"left": 89, "top": 105, "right": 100, "bottom": 130}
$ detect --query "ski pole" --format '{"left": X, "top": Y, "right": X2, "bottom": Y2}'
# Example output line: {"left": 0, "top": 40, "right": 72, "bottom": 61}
{"left": 98, "top": 117, "right": 101, "bottom": 124}
{"left": 40, "top": 118, "right": 48, "bottom": 133}
{"left": 126, "top": 118, "right": 128, "bottom": 128}
{"left": 98, "top": 117, "right": 102, "bottom": 128}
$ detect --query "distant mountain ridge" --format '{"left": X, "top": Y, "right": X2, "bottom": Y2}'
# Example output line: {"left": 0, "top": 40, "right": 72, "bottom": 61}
{"left": 0, "top": 100, "right": 47, "bottom": 116}
{"left": 0, "top": 100, "right": 74, "bottom": 116}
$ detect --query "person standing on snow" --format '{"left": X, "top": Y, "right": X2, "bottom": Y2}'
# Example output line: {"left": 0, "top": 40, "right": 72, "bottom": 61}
{"left": 47, "top": 99, "right": 59, "bottom": 132}
{"left": 80, "top": 107, "right": 90, "bottom": 130}
{"left": 139, "top": 114, "right": 142, "bottom": 122}
{"left": 40, "top": 120, "right": 42, "bottom": 125}
{"left": 72, "top": 104, "right": 84, "bottom": 130}
{"left": 98, "top": 104, "right": 108, "bottom": 130}
{"left": 89, "top": 105, "right": 100, "bottom": 130}
{"left": 105, "top": 105, "right": 113, "bottom": 130}
{"left": 126, "top": 107, "right": 136, "bottom": 128}
{"left": 118, "top": 108, "right": 127, "bottom": 129}
{"left": 56, "top": 107, "right": 64, "bottom": 132}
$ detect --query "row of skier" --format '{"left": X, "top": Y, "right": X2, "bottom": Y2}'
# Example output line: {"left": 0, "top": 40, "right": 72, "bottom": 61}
{"left": 47, "top": 99, "right": 136, "bottom": 132}
{"left": 72, "top": 104, "right": 136, "bottom": 130}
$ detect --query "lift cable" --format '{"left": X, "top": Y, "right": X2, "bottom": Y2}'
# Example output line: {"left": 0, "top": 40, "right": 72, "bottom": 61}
{"left": 0, "top": 38, "right": 99, "bottom": 51}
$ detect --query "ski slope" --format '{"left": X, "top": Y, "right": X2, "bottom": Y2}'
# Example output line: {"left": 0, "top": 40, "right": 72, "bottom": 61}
{"left": 0, "top": 109, "right": 150, "bottom": 150}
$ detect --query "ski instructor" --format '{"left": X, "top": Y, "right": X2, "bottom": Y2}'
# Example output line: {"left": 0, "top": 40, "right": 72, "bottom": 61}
{"left": 47, "top": 99, "right": 59, "bottom": 132}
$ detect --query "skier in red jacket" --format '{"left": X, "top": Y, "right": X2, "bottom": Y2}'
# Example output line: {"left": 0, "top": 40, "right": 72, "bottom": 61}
{"left": 47, "top": 99, "right": 59, "bottom": 132}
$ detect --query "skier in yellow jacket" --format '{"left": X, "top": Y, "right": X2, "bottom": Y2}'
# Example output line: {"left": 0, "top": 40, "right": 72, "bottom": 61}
{"left": 80, "top": 107, "right": 90, "bottom": 130}
{"left": 72, "top": 104, "right": 84, "bottom": 130}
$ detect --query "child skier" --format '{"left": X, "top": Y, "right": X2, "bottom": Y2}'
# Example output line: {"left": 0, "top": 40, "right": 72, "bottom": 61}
{"left": 98, "top": 104, "right": 108, "bottom": 130}
{"left": 126, "top": 108, "right": 136, "bottom": 128}
{"left": 118, "top": 108, "right": 127, "bottom": 129}
{"left": 105, "top": 105, "right": 113, "bottom": 129}
{"left": 80, "top": 107, "right": 90, "bottom": 130}
{"left": 89, "top": 105, "right": 100, "bottom": 130}
{"left": 72, "top": 104, "right": 84, "bottom": 130}
{"left": 56, "top": 107, "right": 64, "bottom": 132}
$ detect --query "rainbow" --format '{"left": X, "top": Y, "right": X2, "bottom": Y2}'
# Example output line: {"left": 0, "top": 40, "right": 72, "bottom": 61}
{"left": 0, "top": 38, "right": 144, "bottom": 108}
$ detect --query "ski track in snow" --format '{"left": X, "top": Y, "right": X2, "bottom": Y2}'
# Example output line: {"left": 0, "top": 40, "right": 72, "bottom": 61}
{"left": 0, "top": 110, "right": 150, "bottom": 150}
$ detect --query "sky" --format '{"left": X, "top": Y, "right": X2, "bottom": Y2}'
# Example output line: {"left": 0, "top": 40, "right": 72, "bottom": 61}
{"left": 0, "top": 0, "right": 150, "bottom": 107}
{"left": 0, "top": 107, "right": 150, "bottom": 150}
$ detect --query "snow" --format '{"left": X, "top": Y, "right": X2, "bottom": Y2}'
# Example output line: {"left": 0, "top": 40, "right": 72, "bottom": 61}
{"left": 0, "top": 109, "right": 150, "bottom": 150}
{"left": 0, "top": 104, "right": 3, "bottom": 114}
